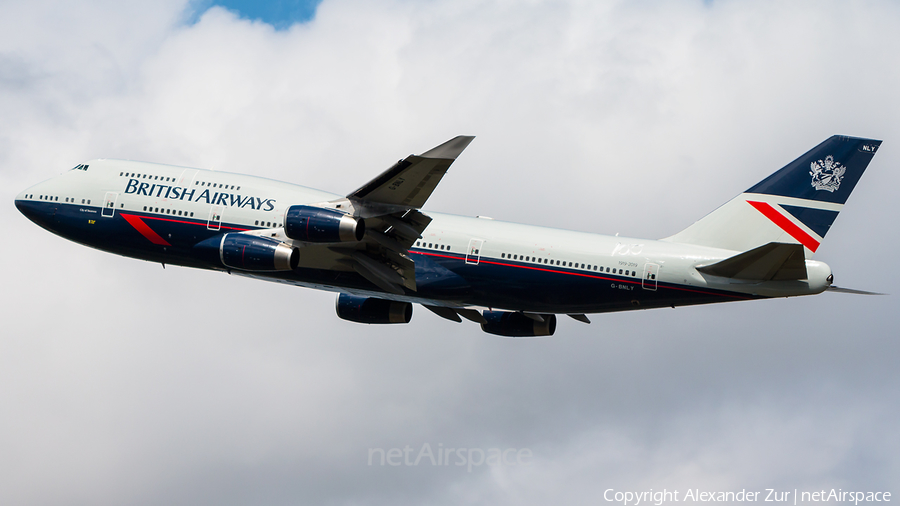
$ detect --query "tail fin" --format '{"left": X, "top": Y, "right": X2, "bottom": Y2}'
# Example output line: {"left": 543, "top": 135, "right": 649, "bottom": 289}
{"left": 662, "top": 135, "right": 881, "bottom": 255}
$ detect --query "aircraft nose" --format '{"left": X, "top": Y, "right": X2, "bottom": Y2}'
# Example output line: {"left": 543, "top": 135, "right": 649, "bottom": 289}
{"left": 15, "top": 194, "right": 55, "bottom": 230}
{"left": 16, "top": 197, "right": 41, "bottom": 222}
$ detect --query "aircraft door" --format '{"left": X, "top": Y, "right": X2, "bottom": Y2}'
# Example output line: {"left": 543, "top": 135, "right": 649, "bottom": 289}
{"left": 102, "top": 192, "right": 118, "bottom": 218}
{"left": 177, "top": 169, "right": 198, "bottom": 187}
{"left": 642, "top": 263, "right": 659, "bottom": 290}
{"left": 207, "top": 205, "right": 224, "bottom": 231}
{"left": 466, "top": 238, "right": 484, "bottom": 265}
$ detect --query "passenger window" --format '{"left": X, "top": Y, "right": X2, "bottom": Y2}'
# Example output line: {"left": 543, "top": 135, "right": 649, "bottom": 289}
{"left": 501, "top": 253, "right": 505, "bottom": 258}
{"left": 190, "top": 212, "right": 193, "bottom": 217}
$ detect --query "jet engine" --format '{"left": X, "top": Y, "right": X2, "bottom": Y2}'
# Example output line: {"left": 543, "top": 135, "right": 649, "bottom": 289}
{"left": 336, "top": 294, "right": 412, "bottom": 324}
{"left": 284, "top": 205, "right": 365, "bottom": 243}
{"left": 193, "top": 233, "right": 298, "bottom": 271}
{"left": 480, "top": 311, "right": 557, "bottom": 337}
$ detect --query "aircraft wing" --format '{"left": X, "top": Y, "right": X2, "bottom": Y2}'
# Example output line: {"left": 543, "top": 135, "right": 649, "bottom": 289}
{"left": 318, "top": 136, "right": 475, "bottom": 295}
{"left": 348, "top": 136, "right": 475, "bottom": 208}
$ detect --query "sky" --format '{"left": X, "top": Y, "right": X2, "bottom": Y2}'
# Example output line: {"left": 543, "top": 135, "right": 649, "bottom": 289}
{"left": 2, "top": 1, "right": 899, "bottom": 505}
{"left": 190, "top": 0, "right": 322, "bottom": 28}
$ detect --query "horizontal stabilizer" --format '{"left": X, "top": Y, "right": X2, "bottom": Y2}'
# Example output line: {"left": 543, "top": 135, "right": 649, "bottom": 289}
{"left": 696, "top": 242, "right": 807, "bottom": 281}
{"left": 826, "top": 286, "right": 886, "bottom": 295}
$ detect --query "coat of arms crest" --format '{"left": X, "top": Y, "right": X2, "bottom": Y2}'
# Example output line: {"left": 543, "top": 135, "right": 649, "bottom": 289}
{"left": 809, "top": 155, "right": 845, "bottom": 192}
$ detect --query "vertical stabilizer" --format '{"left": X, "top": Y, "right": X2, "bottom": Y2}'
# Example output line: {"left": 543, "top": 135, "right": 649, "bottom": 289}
{"left": 662, "top": 135, "right": 881, "bottom": 256}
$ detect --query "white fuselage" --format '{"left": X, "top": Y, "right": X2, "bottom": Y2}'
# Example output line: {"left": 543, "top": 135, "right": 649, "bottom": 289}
{"left": 16, "top": 159, "right": 832, "bottom": 314}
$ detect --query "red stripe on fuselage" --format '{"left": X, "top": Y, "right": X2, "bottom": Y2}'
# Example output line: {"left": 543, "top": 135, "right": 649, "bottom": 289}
{"left": 121, "top": 213, "right": 171, "bottom": 246}
{"left": 412, "top": 251, "right": 752, "bottom": 300}
{"left": 746, "top": 201, "right": 820, "bottom": 252}
{"left": 139, "top": 215, "right": 250, "bottom": 231}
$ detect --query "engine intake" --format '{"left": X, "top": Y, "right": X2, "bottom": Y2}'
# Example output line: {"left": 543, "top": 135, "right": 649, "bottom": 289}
{"left": 193, "top": 233, "right": 299, "bottom": 271}
{"left": 285, "top": 205, "right": 364, "bottom": 243}
{"left": 480, "top": 311, "right": 557, "bottom": 337}
{"left": 336, "top": 294, "right": 412, "bottom": 324}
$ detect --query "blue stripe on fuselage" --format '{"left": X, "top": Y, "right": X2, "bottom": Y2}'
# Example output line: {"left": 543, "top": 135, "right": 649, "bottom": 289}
{"left": 409, "top": 249, "right": 755, "bottom": 313}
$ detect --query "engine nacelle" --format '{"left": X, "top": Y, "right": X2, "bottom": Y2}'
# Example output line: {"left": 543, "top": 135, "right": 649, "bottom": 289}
{"left": 335, "top": 294, "right": 412, "bottom": 324}
{"left": 481, "top": 311, "right": 557, "bottom": 337}
{"left": 193, "top": 233, "right": 298, "bottom": 271}
{"left": 285, "top": 205, "right": 364, "bottom": 243}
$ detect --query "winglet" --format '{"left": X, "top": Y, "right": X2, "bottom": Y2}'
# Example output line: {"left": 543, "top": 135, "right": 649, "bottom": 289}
{"left": 419, "top": 136, "right": 475, "bottom": 159}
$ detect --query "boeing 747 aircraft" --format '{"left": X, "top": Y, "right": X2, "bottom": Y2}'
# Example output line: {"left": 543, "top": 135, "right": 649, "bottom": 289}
{"left": 16, "top": 135, "right": 880, "bottom": 336}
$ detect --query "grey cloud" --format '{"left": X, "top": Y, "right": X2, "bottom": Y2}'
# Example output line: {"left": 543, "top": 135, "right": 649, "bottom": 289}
{"left": 2, "top": 0, "right": 899, "bottom": 504}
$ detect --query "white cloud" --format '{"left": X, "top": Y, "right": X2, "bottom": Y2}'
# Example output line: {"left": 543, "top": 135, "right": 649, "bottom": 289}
{"left": 2, "top": 0, "right": 899, "bottom": 504}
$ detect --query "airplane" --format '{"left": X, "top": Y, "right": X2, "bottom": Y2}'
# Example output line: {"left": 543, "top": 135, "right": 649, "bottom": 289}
{"left": 16, "top": 135, "right": 881, "bottom": 337}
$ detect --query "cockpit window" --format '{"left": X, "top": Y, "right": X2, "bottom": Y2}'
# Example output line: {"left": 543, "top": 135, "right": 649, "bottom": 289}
{"left": 69, "top": 164, "right": 89, "bottom": 171}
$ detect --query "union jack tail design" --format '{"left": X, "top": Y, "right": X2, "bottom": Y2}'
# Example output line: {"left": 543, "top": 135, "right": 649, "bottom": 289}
{"left": 663, "top": 135, "right": 881, "bottom": 256}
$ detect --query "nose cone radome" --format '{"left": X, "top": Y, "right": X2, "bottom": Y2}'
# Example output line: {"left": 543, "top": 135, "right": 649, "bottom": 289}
{"left": 16, "top": 194, "right": 56, "bottom": 230}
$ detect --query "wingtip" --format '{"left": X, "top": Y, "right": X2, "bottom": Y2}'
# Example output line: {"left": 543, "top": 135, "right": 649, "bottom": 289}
{"left": 419, "top": 135, "right": 476, "bottom": 159}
